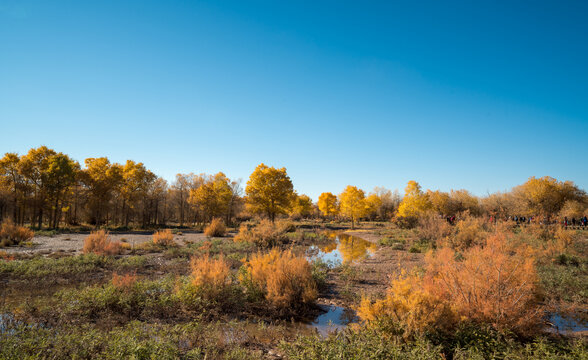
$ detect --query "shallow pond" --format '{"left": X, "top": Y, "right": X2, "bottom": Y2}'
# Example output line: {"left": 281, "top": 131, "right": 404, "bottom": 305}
{"left": 549, "top": 313, "right": 588, "bottom": 333}
{"left": 307, "top": 232, "right": 377, "bottom": 265}
{"left": 308, "top": 305, "right": 358, "bottom": 336}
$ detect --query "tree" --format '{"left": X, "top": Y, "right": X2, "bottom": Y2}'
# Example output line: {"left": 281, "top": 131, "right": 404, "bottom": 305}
{"left": 81, "top": 157, "right": 123, "bottom": 226}
{"left": 513, "top": 176, "right": 586, "bottom": 218}
{"left": 364, "top": 193, "right": 383, "bottom": 220}
{"left": 170, "top": 173, "right": 192, "bottom": 227}
{"left": 245, "top": 164, "right": 294, "bottom": 222}
{"left": 120, "top": 160, "right": 156, "bottom": 227}
{"left": 339, "top": 185, "right": 366, "bottom": 229}
{"left": 0, "top": 153, "right": 23, "bottom": 223}
{"left": 44, "top": 153, "right": 79, "bottom": 228}
{"left": 189, "top": 172, "right": 233, "bottom": 222}
{"left": 397, "top": 181, "right": 431, "bottom": 219}
{"left": 289, "top": 193, "right": 314, "bottom": 219}
{"left": 318, "top": 192, "right": 338, "bottom": 219}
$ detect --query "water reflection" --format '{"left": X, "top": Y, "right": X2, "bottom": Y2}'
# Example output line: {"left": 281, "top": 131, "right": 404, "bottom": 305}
{"left": 308, "top": 232, "right": 377, "bottom": 264}
{"left": 310, "top": 305, "right": 358, "bottom": 336}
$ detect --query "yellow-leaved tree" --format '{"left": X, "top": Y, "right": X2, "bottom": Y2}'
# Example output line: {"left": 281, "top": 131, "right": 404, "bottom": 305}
{"left": 289, "top": 193, "right": 314, "bottom": 219}
{"left": 339, "top": 185, "right": 366, "bottom": 229}
{"left": 397, "top": 181, "right": 431, "bottom": 219}
{"left": 245, "top": 163, "right": 294, "bottom": 222}
{"left": 318, "top": 192, "right": 338, "bottom": 219}
{"left": 189, "top": 172, "right": 233, "bottom": 222}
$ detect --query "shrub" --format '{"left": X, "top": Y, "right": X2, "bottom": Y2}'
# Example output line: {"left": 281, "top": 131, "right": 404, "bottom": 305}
{"left": 417, "top": 212, "right": 452, "bottom": 245}
{"left": 0, "top": 220, "right": 34, "bottom": 247}
{"left": 425, "top": 232, "right": 543, "bottom": 335}
{"left": 239, "top": 249, "right": 317, "bottom": 309}
{"left": 204, "top": 218, "right": 226, "bottom": 237}
{"left": 112, "top": 272, "right": 138, "bottom": 291}
{"left": 357, "top": 271, "right": 457, "bottom": 338}
{"left": 445, "top": 215, "right": 488, "bottom": 250}
{"left": 152, "top": 229, "right": 175, "bottom": 246}
{"left": 190, "top": 254, "right": 231, "bottom": 299}
{"left": 234, "top": 219, "right": 289, "bottom": 248}
{"left": 83, "top": 230, "right": 122, "bottom": 256}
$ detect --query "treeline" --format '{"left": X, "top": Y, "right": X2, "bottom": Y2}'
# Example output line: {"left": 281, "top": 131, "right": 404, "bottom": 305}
{"left": 0, "top": 146, "right": 587, "bottom": 229}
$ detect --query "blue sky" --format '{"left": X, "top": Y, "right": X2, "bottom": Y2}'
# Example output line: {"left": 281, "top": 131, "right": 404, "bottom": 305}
{"left": 1, "top": 0, "right": 587, "bottom": 200}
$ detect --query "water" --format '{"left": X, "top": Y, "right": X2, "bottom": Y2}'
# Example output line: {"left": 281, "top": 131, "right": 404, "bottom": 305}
{"left": 549, "top": 313, "right": 588, "bottom": 333}
{"left": 309, "top": 305, "right": 359, "bottom": 336}
{"left": 307, "top": 232, "right": 377, "bottom": 265}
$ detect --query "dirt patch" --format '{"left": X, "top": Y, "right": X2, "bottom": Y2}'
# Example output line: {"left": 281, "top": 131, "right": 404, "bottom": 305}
{"left": 3, "top": 231, "right": 210, "bottom": 255}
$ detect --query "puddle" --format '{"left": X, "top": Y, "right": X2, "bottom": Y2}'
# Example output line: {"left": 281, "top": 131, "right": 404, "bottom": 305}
{"left": 307, "top": 232, "right": 377, "bottom": 265}
{"left": 549, "top": 313, "right": 588, "bottom": 333}
{"left": 308, "top": 305, "right": 358, "bottom": 336}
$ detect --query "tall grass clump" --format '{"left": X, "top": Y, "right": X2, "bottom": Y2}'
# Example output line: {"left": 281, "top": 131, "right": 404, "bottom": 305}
{"left": 190, "top": 254, "right": 231, "bottom": 299}
{"left": 233, "top": 219, "right": 290, "bottom": 248}
{"left": 152, "top": 229, "right": 175, "bottom": 246}
{"left": 204, "top": 218, "right": 226, "bottom": 237}
{"left": 239, "top": 249, "right": 317, "bottom": 310}
{"left": 0, "top": 220, "right": 34, "bottom": 247}
{"left": 83, "top": 230, "right": 122, "bottom": 256}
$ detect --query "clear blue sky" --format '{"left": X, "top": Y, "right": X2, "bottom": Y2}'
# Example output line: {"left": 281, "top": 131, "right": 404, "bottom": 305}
{"left": 1, "top": 0, "right": 587, "bottom": 200}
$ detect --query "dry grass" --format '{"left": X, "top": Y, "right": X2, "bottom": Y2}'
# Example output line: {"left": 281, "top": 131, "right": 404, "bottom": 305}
{"left": 0, "top": 220, "right": 34, "bottom": 247}
{"left": 204, "top": 218, "right": 226, "bottom": 237}
{"left": 152, "top": 229, "right": 175, "bottom": 246}
{"left": 233, "top": 219, "right": 289, "bottom": 248}
{"left": 240, "top": 248, "right": 317, "bottom": 309}
{"left": 82, "top": 230, "right": 122, "bottom": 256}
{"left": 111, "top": 272, "right": 137, "bottom": 291}
{"left": 190, "top": 254, "right": 231, "bottom": 298}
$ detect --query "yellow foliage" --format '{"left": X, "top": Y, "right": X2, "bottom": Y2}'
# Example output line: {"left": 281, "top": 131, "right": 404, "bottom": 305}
{"left": 357, "top": 271, "right": 457, "bottom": 337}
{"left": 83, "top": 230, "right": 122, "bottom": 256}
{"left": 152, "top": 229, "right": 175, "bottom": 246}
{"left": 188, "top": 172, "right": 233, "bottom": 221}
{"left": 240, "top": 249, "right": 317, "bottom": 309}
{"left": 318, "top": 192, "right": 338, "bottom": 218}
{"left": 397, "top": 181, "right": 432, "bottom": 219}
{"left": 190, "top": 254, "right": 231, "bottom": 298}
{"left": 204, "top": 218, "right": 227, "bottom": 237}
{"left": 233, "top": 219, "right": 288, "bottom": 248}
{"left": 245, "top": 163, "right": 294, "bottom": 222}
{"left": 443, "top": 215, "right": 488, "bottom": 250}
{"left": 289, "top": 193, "right": 314, "bottom": 219}
{"left": 339, "top": 185, "right": 366, "bottom": 229}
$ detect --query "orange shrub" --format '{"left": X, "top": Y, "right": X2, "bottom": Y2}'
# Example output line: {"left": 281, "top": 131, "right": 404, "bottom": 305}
{"left": 233, "top": 220, "right": 288, "bottom": 248}
{"left": 112, "top": 272, "right": 137, "bottom": 291}
{"left": 417, "top": 212, "right": 452, "bottom": 245}
{"left": 190, "top": 254, "right": 231, "bottom": 298}
{"left": 204, "top": 218, "right": 226, "bottom": 237}
{"left": 239, "top": 249, "right": 317, "bottom": 309}
{"left": 0, "top": 220, "right": 34, "bottom": 247}
{"left": 152, "top": 229, "right": 175, "bottom": 246}
{"left": 425, "top": 233, "right": 542, "bottom": 335}
{"left": 357, "top": 271, "right": 457, "bottom": 337}
{"left": 82, "top": 230, "right": 122, "bottom": 256}
{"left": 0, "top": 250, "right": 15, "bottom": 261}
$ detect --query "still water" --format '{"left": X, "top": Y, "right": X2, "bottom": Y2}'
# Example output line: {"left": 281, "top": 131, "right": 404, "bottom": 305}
{"left": 307, "top": 232, "right": 377, "bottom": 265}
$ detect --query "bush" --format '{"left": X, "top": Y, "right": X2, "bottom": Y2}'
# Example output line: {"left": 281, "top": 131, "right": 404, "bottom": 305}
{"left": 190, "top": 254, "right": 231, "bottom": 299}
{"left": 445, "top": 215, "right": 488, "bottom": 250}
{"left": 234, "top": 220, "right": 289, "bottom": 248}
{"left": 0, "top": 220, "right": 34, "bottom": 247}
{"left": 426, "top": 232, "right": 543, "bottom": 335}
{"left": 357, "top": 271, "right": 457, "bottom": 338}
{"left": 239, "top": 249, "right": 317, "bottom": 310}
{"left": 417, "top": 212, "right": 452, "bottom": 245}
{"left": 152, "top": 229, "right": 175, "bottom": 246}
{"left": 83, "top": 230, "right": 122, "bottom": 256}
{"left": 204, "top": 218, "right": 227, "bottom": 237}
{"left": 112, "top": 272, "right": 138, "bottom": 291}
